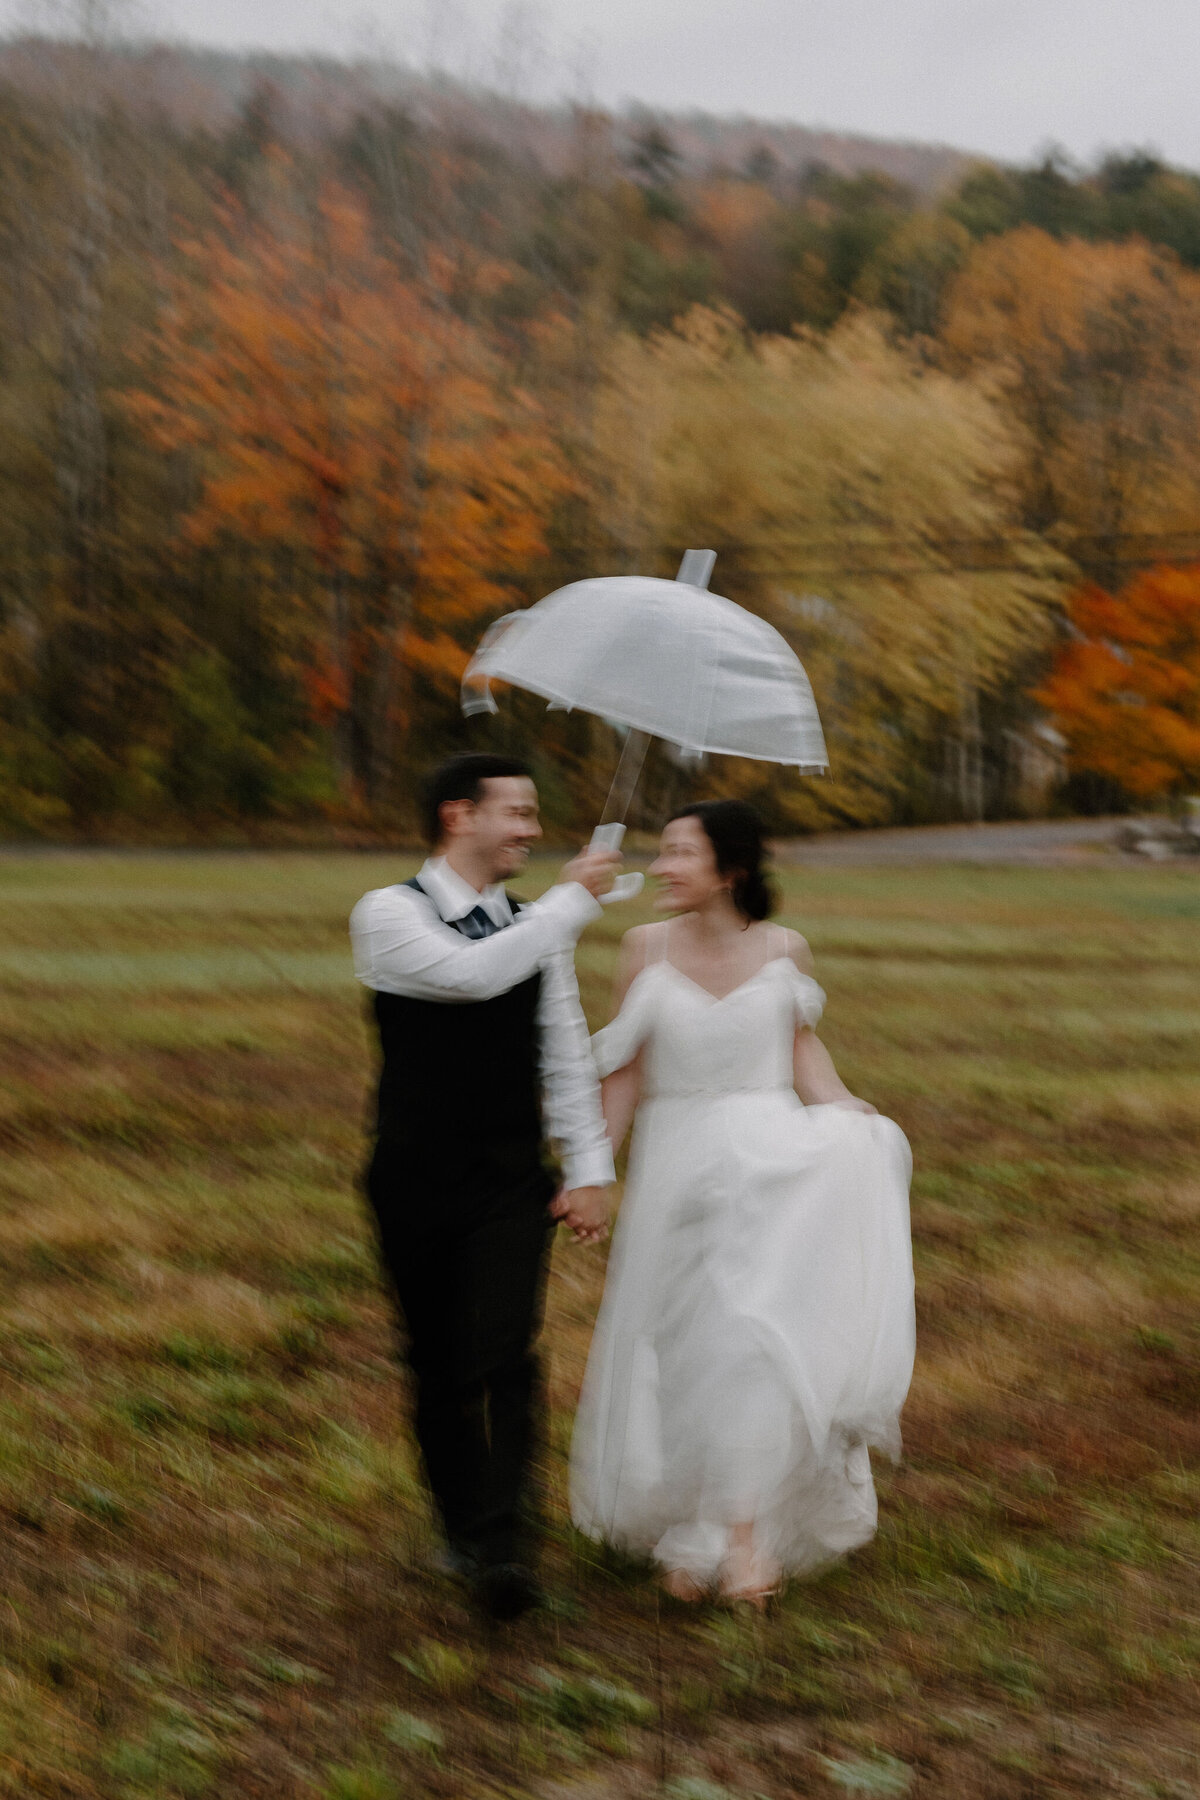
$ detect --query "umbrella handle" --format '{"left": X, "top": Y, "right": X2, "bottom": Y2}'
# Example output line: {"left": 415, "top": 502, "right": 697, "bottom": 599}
{"left": 589, "top": 822, "right": 645, "bottom": 904}
{"left": 599, "top": 876, "right": 645, "bottom": 904}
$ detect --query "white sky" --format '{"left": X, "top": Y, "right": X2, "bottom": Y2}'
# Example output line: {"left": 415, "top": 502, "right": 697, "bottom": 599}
{"left": 13, "top": 0, "right": 1200, "bottom": 169}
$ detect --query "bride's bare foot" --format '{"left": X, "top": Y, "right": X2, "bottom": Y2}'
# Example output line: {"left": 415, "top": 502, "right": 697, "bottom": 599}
{"left": 660, "top": 1567, "right": 707, "bottom": 1603}
{"left": 717, "top": 1537, "right": 781, "bottom": 1610}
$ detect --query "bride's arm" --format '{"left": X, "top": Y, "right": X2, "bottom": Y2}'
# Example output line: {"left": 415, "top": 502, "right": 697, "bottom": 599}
{"left": 792, "top": 1028, "right": 873, "bottom": 1110}
{"left": 786, "top": 932, "right": 876, "bottom": 1112}
{"left": 598, "top": 926, "right": 647, "bottom": 1153}
{"left": 601, "top": 1058, "right": 642, "bottom": 1154}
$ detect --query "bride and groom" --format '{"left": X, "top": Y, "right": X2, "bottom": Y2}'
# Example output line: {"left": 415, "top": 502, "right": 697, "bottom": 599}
{"left": 351, "top": 754, "right": 915, "bottom": 1621}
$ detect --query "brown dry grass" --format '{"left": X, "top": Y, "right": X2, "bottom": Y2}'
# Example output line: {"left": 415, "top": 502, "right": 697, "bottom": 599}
{"left": 0, "top": 851, "right": 1197, "bottom": 1799}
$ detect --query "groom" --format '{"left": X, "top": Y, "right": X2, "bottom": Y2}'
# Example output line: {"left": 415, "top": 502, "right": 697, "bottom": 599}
{"left": 350, "top": 754, "right": 618, "bottom": 1620}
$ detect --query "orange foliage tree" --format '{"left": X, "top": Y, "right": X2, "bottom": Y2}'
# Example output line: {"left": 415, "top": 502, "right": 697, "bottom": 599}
{"left": 1037, "top": 566, "right": 1200, "bottom": 798}
{"left": 128, "top": 156, "right": 569, "bottom": 805}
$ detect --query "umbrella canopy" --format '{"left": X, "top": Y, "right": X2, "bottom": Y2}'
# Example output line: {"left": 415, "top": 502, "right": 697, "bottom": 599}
{"left": 463, "top": 570, "right": 828, "bottom": 770}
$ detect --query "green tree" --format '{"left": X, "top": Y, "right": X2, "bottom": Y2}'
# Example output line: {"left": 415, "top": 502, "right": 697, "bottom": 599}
{"left": 856, "top": 211, "right": 972, "bottom": 337}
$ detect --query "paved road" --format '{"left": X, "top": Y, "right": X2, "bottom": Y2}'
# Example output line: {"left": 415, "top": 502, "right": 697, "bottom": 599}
{"left": 776, "top": 817, "right": 1139, "bottom": 867}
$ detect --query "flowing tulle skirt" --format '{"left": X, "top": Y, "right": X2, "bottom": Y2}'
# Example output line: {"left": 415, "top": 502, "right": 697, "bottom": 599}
{"left": 569, "top": 1089, "right": 915, "bottom": 1582}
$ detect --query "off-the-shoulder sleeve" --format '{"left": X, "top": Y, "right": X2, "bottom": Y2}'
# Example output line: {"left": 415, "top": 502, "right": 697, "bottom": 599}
{"left": 785, "top": 960, "right": 827, "bottom": 1030}
{"left": 590, "top": 971, "right": 653, "bottom": 1078}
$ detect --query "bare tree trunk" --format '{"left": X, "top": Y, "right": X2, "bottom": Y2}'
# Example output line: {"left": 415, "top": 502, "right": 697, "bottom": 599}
{"left": 366, "top": 581, "right": 415, "bottom": 808}
{"left": 307, "top": 188, "right": 358, "bottom": 798}
{"left": 57, "top": 76, "right": 111, "bottom": 707}
{"left": 958, "top": 681, "right": 984, "bottom": 822}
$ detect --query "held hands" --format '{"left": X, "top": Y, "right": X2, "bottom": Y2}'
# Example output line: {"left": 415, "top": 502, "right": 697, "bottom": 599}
{"left": 549, "top": 1185, "right": 611, "bottom": 1244}
{"left": 561, "top": 846, "right": 623, "bottom": 899}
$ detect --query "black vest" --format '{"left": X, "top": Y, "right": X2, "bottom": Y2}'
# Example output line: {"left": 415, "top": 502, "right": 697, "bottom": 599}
{"left": 369, "top": 880, "right": 544, "bottom": 1172}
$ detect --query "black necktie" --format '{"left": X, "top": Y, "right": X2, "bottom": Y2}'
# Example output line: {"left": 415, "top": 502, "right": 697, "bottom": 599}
{"left": 455, "top": 903, "right": 507, "bottom": 940}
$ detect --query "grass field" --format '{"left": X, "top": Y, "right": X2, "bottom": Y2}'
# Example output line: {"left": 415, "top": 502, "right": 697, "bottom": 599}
{"left": 0, "top": 849, "right": 1197, "bottom": 1800}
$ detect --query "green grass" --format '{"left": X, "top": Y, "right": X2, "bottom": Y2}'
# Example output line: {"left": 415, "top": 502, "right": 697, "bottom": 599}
{"left": 0, "top": 850, "right": 1198, "bottom": 1799}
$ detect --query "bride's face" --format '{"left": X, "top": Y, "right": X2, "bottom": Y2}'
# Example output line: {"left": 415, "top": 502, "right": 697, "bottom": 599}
{"left": 650, "top": 815, "right": 727, "bottom": 912}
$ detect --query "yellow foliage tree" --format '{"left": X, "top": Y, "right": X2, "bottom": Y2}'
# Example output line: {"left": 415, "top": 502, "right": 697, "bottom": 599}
{"left": 583, "top": 306, "right": 1061, "bottom": 826}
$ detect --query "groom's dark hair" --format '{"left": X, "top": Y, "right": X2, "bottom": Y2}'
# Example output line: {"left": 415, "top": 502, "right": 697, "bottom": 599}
{"left": 422, "top": 753, "right": 533, "bottom": 845}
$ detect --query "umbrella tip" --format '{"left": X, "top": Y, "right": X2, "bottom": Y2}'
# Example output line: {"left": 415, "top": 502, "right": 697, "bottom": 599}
{"left": 676, "top": 549, "right": 716, "bottom": 590}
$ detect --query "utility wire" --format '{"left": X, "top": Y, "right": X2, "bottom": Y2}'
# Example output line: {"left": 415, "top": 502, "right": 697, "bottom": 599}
{"left": 693, "top": 530, "right": 1200, "bottom": 553}
{"left": 599, "top": 529, "right": 1200, "bottom": 580}
{"left": 736, "top": 554, "right": 1189, "bottom": 578}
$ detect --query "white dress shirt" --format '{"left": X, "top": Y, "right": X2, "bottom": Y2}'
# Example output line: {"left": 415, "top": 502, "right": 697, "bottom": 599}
{"left": 350, "top": 857, "right": 616, "bottom": 1192}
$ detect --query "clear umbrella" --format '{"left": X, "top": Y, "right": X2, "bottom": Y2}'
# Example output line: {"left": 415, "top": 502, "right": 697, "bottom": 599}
{"left": 462, "top": 551, "right": 828, "bottom": 899}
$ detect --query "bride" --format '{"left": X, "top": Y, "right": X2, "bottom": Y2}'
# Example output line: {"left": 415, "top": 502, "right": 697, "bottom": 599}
{"left": 569, "top": 800, "right": 915, "bottom": 1606}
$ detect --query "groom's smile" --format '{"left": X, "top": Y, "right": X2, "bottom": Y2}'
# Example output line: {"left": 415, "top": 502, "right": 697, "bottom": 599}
{"left": 437, "top": 773, "right": 544, "bottom": 888}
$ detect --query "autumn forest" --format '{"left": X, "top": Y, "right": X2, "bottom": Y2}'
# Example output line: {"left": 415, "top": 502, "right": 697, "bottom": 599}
{"left": 2, "top": 37, "right": 1200, "bottom": 839}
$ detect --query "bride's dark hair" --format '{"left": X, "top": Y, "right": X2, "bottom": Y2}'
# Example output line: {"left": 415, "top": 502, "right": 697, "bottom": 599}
{"left": 670, "top": 799, "right": 776, "bottom": 922}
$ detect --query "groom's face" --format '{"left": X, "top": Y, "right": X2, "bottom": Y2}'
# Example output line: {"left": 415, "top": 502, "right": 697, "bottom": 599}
{"left": 470, "top": 775, "right": 543, "bottom": 881}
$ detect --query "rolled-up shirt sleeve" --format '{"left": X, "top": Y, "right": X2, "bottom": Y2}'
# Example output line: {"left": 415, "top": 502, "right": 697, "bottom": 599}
{"left": 537, "top": 947, "right": 617, "bottom": 1192}
{"left": 350, "top": 880, "right": 602, "bottom": 1003}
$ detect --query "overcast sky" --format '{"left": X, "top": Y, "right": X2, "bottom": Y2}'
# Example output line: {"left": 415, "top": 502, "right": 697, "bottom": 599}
{"left": 15, "top": 0, "right": 1200, "bottom": 169}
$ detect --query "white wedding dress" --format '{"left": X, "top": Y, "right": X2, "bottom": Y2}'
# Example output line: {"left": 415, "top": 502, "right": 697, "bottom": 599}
{"left": 569, "top": 928, "right": 915, "bottom": 1584}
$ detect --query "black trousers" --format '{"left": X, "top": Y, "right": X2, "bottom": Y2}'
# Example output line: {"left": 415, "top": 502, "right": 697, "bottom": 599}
{"left": 364, "top": 1141, "right": 555, "bottom": 1570}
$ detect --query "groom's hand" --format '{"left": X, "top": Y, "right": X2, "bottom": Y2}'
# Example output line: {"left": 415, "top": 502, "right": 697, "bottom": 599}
{"left": 550, "top": 1185, "right": 611, "bottom": 1244}
{"left": 560, "top": 847, "right": 623, "bottom": 899}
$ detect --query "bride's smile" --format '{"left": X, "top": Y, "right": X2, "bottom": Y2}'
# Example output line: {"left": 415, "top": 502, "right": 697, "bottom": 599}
{"left": 649, "top": 813, "right": 733, "bottom": 914}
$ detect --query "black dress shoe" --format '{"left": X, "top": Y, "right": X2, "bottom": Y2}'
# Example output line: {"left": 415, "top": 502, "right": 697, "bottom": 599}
{"left": 474, "top": 1562, "right": 545, "bottom": 1622}
{"left": 430, "top": 1544, "right": 480, "bottom": 1582}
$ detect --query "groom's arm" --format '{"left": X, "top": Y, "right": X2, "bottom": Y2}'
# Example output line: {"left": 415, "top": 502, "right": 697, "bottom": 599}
{"left": 351, "top": 881, "right": 602, "bottom": 1003}
{"left": 536, "top": 947, "right": 617, "bottom": 1194}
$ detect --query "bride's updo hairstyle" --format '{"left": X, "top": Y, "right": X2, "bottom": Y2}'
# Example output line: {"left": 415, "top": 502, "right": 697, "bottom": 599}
{"left": 670, "top": 800, "right": 777, "bottom": 922}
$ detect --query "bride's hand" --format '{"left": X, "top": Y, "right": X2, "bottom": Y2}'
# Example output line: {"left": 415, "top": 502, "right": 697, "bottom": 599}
{"left": 830, "top": 1096, "right": 877, "bottom": 1114}
{"left": 550, "top": 1185, "right": 611, "bottom": 1243}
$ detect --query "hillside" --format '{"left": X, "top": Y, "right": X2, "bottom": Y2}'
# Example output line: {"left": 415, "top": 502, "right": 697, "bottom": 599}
{"left": 0, "top": 35, "right": 974, "bottom": 191}
{"left": 2, "top": 30, "right": 1199, "bottom": 839}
